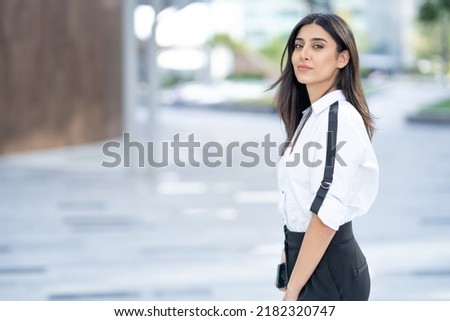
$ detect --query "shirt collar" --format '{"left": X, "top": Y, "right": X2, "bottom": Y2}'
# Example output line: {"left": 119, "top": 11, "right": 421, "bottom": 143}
{"left": 311, "top": 90, "right": 346, "bottom": 115}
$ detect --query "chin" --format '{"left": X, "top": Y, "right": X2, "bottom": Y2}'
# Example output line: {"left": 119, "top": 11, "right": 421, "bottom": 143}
{"left": 294, "top": 75, "right": 311, "bottom": 85}
{"left": 295, "top": 78, "right": 309, "bottom": 85}
{"left": 295, "top": 76, "right": 307, "bottom": 85}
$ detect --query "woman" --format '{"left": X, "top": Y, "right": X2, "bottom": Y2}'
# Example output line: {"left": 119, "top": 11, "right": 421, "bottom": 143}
{"left": 273, "top": 13, "right": 379, "bottom": 301}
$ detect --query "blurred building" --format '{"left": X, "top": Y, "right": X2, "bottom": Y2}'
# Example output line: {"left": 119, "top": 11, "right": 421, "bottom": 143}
{"left": 213, "top": 0, "right": 418, "bottom": 72}
{"left": 0, "top": 0, "right": 122, "bottom": 155}
{"left": 0, "top": 0, "right": 422, "bottom": 155}
{"left": 333, "top": 0, "right": 418, "bottom": 72}
{"left": 213, "top": 0, "right": 307, "bottom": 48}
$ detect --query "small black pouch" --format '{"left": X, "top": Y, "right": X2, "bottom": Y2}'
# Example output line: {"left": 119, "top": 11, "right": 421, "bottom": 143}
{"left": 276, "top": 263, "right": 287, "bottom": 289}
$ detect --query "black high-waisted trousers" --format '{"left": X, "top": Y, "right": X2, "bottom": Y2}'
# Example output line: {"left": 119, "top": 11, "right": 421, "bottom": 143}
{"left": 284, "top": 221, "right": 370, "bottom": 301}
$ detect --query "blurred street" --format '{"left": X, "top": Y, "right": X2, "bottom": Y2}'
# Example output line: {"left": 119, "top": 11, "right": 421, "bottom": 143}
{"left": 1, "top": 77, "right": 450, "bottom": 301}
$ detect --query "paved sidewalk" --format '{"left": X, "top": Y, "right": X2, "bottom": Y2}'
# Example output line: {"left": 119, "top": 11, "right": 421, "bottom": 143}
{"left": 1, "top": 78, "right": 450, "bottom": 300}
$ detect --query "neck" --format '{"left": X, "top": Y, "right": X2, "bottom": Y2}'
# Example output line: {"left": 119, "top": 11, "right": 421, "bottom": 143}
{"left": 306, "top": 84, "right": 337, "bottom": 104}
{"left": 306, "top": 73, "right": 339, "bottom": 103}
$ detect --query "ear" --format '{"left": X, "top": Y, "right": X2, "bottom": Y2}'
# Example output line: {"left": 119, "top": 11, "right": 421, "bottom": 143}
{"left": 337, "top": 50, "right": 350, "bottom": 69}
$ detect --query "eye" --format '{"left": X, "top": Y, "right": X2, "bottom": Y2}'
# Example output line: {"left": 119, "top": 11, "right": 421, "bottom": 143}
{"left": 313, "top": 44, "right": 324, "bottom": 49}
{"left": 294, "top": 43, "right": 303, "bottom": 49}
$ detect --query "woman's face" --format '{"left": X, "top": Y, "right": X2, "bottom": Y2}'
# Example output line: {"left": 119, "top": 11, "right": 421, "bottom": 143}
{"left": 291, "top": 23, "right": 348, "bottom": 93}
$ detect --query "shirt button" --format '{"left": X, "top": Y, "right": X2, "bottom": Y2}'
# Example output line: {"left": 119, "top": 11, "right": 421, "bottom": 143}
{"left": 281, "top": 190, "right": 285, "bottom": 194}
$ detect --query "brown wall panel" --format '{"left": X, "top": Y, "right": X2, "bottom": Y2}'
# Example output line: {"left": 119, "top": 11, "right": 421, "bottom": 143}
{"left": 0, "top": 0, "right": 122, "bottom": 154}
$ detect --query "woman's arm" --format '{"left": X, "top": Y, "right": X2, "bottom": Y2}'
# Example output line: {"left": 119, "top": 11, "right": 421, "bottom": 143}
{"left": 283, "top": 214, "right": 336, "bottom": 301}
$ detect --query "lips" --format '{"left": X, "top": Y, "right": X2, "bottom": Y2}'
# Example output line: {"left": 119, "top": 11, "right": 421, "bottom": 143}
{"left": 297, "top": 64, "right": 313, "bottom": 71}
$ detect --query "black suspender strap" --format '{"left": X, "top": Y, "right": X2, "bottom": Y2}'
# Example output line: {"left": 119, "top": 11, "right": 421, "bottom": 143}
{"left": 310, "top": 101, "right": 339, "bottom": 214}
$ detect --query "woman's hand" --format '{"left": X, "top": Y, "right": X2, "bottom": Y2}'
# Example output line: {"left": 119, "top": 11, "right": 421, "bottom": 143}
{"left": 282, "top": 287, "right": 300, "bottom": 301}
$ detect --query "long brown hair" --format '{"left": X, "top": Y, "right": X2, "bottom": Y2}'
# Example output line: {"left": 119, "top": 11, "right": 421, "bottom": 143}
{"left": 271, "top": 13, "right": 375, "bottom": 150}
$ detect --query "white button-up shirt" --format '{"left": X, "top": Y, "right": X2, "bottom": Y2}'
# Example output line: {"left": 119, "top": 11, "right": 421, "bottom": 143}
{"left": 277, "top": 90, "right": 379, "bottom": 232}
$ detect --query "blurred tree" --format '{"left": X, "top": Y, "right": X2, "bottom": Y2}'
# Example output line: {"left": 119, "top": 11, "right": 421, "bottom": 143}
{"left": 209, "top": 33, "right": 247, "bottom": 53}
{"left": 209, "top": 33, "right": 278, "bottom": 81}
{"left": 418, "top": 0, "right": 450, "bottom": 75}
{"left": 260, "top": 35, "right": 288, "bottom": 64}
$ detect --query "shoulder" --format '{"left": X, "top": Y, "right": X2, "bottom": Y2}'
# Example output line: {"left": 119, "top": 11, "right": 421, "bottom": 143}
{"left": 337, "top": 100, "right": 365, "bottom": 128}
{"left": 337, "top": 100, "right": 362, "bottom": 120}
{"left": 336, "top": 100, "right": 370, "bottom": 142}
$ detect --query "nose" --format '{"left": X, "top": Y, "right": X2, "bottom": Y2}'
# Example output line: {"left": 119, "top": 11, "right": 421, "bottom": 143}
{"left": 300, "top": 45, "right": 310, "bottom": 61}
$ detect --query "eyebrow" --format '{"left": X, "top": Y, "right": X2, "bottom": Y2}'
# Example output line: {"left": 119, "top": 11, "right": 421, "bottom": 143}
{"left": 295, "top": 37, "right": 328, "bottom": 42}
